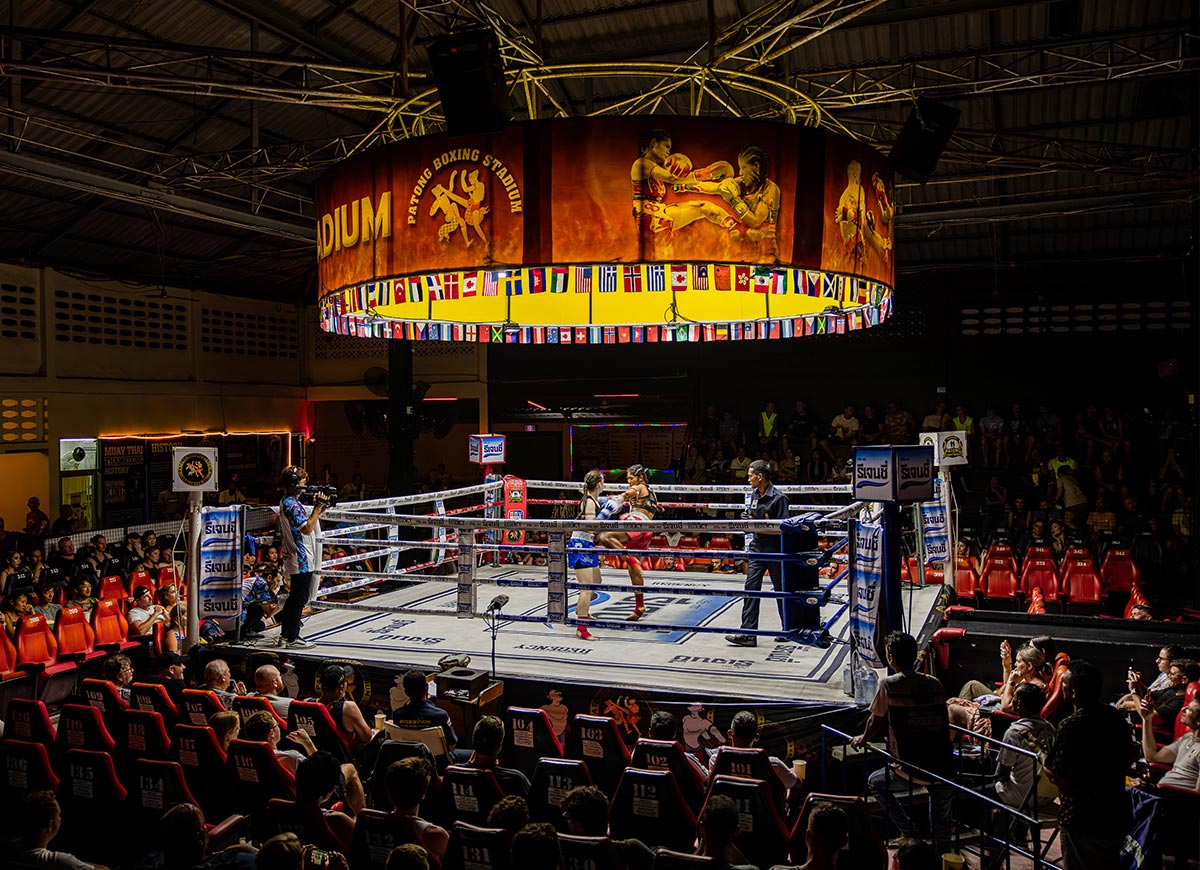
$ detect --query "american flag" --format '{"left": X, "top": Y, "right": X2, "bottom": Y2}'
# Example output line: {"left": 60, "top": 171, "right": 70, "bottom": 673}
{"left": 482, "top": 272, "right": 499, "bottom": 296}
{"left": 597, "top": 265, "right": 618, "bottom": 292}
{"left": 574, "top": 265, "right": 592, "bottom": 293}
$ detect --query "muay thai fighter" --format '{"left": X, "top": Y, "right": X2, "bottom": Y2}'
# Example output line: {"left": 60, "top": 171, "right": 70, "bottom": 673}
{"left": 567, "top": 469, "right": 625, "bottom": 640}
{"left": 596, "top": 464, "right": 660, "bottom": 621}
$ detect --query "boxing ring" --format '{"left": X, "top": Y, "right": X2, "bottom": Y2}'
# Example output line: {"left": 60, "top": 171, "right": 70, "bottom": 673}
{"left": 256, "top": 479, "right": 945, "bottom": 703}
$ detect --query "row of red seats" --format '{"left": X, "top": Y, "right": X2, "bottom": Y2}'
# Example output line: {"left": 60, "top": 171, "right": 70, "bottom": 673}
{"left": 983, "top": 543, "right": 1139, "bottom": 590}
{"left": 955, "top": 547, "right": 1139, "bottom": 607}
{"left": 600, "top": 534, "right": 738, "bottom": 572}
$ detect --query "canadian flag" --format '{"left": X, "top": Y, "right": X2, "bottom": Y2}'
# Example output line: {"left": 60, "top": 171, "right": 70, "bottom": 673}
{"left": 670, "top": 264, "right": 688, "bottom": 290}
{"left": 462, "top": 272, "right": 478, "bottom": 297}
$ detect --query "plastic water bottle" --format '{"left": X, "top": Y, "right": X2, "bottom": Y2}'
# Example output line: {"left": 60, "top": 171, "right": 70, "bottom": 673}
{"left": 854, "top": 665, "right": 879, "bottom": 706}
{"left": 842, "top": 663, "right": 853, "bottom": 696}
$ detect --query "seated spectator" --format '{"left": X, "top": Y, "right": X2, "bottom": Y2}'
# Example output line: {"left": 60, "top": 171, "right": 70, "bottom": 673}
{"left": 648, "top": 710, "right": 709, "bottom": 776}
{"left": 218, "top": 477, "right": 247, "bottom": 506}
{"left": 560, "top": 786, "right": 654, "bottom": 870}
{"left": 486, "top": 795, "right": 530, "bottom": 844}
{"left": 858, "top": 404, "right": 882, "bottom": 445}
{"left": 950, "top": 641, "right": 1047, "bottom": 736}
{"left": 1048, "top": 520, "right": 1069, "bottom": 560}
{"left": 511, "top": 824, "right": 560, "bottom": 870}
{"left": 147, "top": 651, "right": 189, "bottom": 707}
{"left": 1, "top": 590, "right": 34, "bottom": 638}
{"left": 1045, "top": 661, "right": 1136, "bottom": 869}
{"left": 157, "top": 582, "right": 180, "bottom": 612}
{"left": 1128, "top": 604, "right": 1155, "bottom": 621}
{"left": 884, "top": 400, "right": 916, "bottom": 445}
{"left": 65, "top": 575, "right": 97, "bottom": 621}
{"left": 1017, "top": 519, "right": 1049, "bottom": 557}
{"left": 921, "top": 400, "right": 952, "bottom": 433}
{"left": 155, "top": 802, "right": 256, "bottom": 870}
{"left": 102, "top": 654, "right": 135, "bottom": 701}
{"left": 127, "top": 585, "right": 168, "bottom": 636}
{"left": 978, "top": 406, "right": 1005, "bottom": 467}
{"left": 464, "top": 715, "right": 529, "bottom": 796}
{"left": 729, "top": 447, "right": 751, "bottom": 483}
{"left": 695, "top": 794, "right": 755, "bottom": 869}
{"left": 48, "top": 506, "right": 74, "bottom": 538}
{"left": 242, "top": 710, "right": 315, "bottom": 774}
{"left": 1006, "top": 495, "right": 1031, "bottom": 536}
{"left": 254, "top": 834, "right": 302, "bottom": 870}
{"left": 308, "top": 664, "right": 374, "bottom": 752}
{"left": 1117, "top": 645, "right": 1188, "bottom": 710}
{"left": 8, "top": 790, "right": 108, "bottom": 870}
{"left": 895, "top": 839, "right": 940, "bottom": 870}
{"left": 295, "top": 752, "right": 356, "bottom": 848}
{"left": 1138, "top": 696, "right": 1200, "bottom": 792}
{"left": 47, "top": 536, "right": 77, "bottom": 576}
{"left": 209, "top": 710, "right": 241, "bottom": 754}
{"left": 992, "top": 683, "right": 1056, "bottom": 812}
{"left": 162, "top": 605, "right": 186, "bottom": 656}
{"left": 161, "top": 547, "right": 186, "bottom": 582}
{"left": 722, "top": 710, "right": 798, "bottom": 792}
{"left": 951, "top": 404, "right": 974, "bottom": 436}
{"left": 251, "top": 664, "right": 294, "bottom": 719}
{"left": 768, "top": 801, "right": 848, "bottom": 870}
{"left": 28, "top": 547, "right": 59, "bottom": 588}
{"left": 204, "top": 659, "right": 247, "bottom": 704}
{"left": 31, "top": 577, "right": 61, "bottom": 626}
{"left": 383, "top": 846, "right": 428, "bottom": 870}
{"left": 828, "top": 404, "right": 859, "bottom": 457}
{"left": 1139, "top": 659, "right": 1199, "bottom": 729}
{"left": 242, "top": 566, "right": 281, "bottom": 638}
{"left": 383, "top": 758, "right": 448, "bottom": 860}
{"left": 803, "top": 449, "right": 830, "bottom": 485}
{"left": 1085, "top": 495, "right": 1117, "bottom": 538}
{"left": 1, "top": 550, "right": 33, "bottom": 598}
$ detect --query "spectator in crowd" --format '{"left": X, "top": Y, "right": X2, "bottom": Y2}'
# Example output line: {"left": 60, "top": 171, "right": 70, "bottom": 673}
{"left": 646, "top": 710, "right": 709, "bottom": 776}
{"left": 1006, "top": 403, "right": 1033, "bottom": 463}
{"left": 697, "top": 404, "right": 722, "bottom": 458}
{"left": 729, "top": 446, "right": 751, "bottom": 483}
{"left": 242, "top": 710, "right": 315, "bottom": 773}
{"left": 65, "top": 575, "right": 97, "bottom": 620}
{"left": 27, "top": 547, "right": 56, "bottom": 587}
{"left": 778, "top": 448, "right": 798, "bottom": 484}
{"left": 31, "top": 577, "right": 61, "bottom": 625}
{"left": 383, "top": 758, "right": 449, "bottom": 860}
{"left": 24, "top": 497, "right": 49, "bottom": 541}
{"left": 992, "top": 683, "right": 1056, "bottom": 812}
{"left": 1129, "top": 603, "right": 1155, "bottom": 620}
{"left": 250, "top": 664, "right": 293, "bottom": 719}
{"left": 218, "top": 476, "right": 247, "bottom": 506}
{"left": 10, "top": 790, "right": 108, "bottom": 870}
{"left": 485, "top": 795, "right": 530, "bottom": 844}
{"left": 102, "top": 654, "right": 135, "bottom": 701}
{"left": 1117, "top": 496, "right": 1151, "bottom": 537}
{"left": 203, "top": 659, "right": 246, "bottom": 704}
{"left": 884, "top": 400, "right": 916, "bottom": 445}
{"left": 1055, "top": 468, "right": 1089, "bottom": 531}
{"left": 682, "top": 444, "right": 707, "bottom": 485}
{"left": 1034, "top": 405, "right": 1062, "bottom": 450}
{"left": 770, "top": 801, "right": 848, "bottom": 870}
{"left": 695, "top": 794, "right": 755, "bottom": 869}
{"left": 383, "top": 846, "right": 428, "bottom": 870}
{"left": 757, "top": 400, "right": 781, "bottom": 452}
{"left": 49, "top": 505, "right": 75, "bottom": 538}
{"left": 977, "top": 406, "right": 1005, "bottom": 467}
{"left": 1137, "top": 695, "right": 1200, "bottom": 792}
{"left": 392, "top": 669, "right": 458, "bottom": 756}
{"left": 858, "top": 404, "right": 882, "bottom": 445}
{"left": 339, "top": 473, "right": 367, "bottom": 503}
{"left": 253, "top": 835, "right": 302, "bottom": 870}
{"left": 295, "top": 752, "right": 356, "bottom": 847}
{"left": 1118, "top": 645, "right": 1186, "bottom": 708}
{"left": 149, "top": 651, "right": 189, "bottom": 707}
{"left": 718, "top": 410, "right": 742, "bottom": 457}
{"left": 895, "top": 839, "right": 940, "bottom": 870}
{"left": 951, "top": 404, "right": 974, "bottom": 437}
{"left": 724, "top": 710, "right": 798, "bottom": 792}
{"left": 828, "top": 404, "right": 859, "bottom": 458}
{"left": 920, "top": 401, "right": 951, "bottom": 433}
{"left": 1, "top": 550, "right": 33, "bottom": 598}
{"left": 1048, "top": 520, "right": 1068, "bottom": 560}
{"left": 209, "top": 710, "right": 240, "bottom": 754}
{"left": 1093, "top": 446, "right": 1124, "bottom": 498}
{"left": 1044, "top": 660, "right": 1136, "bottom": 870}
{"left": 852, "top": 631, "right": 954, "bottom": 854}
{"left": 156, "top": 802, "right": 256, "bottom": 870}
{"left": 127, "top": 585, "right": 168, "bottom": 636}
{"left": 1086, "top": 494, "right": 1116, "bottom": 537}
{"left": 308, "top": 664, "right": 374, "bottom": 752}
{"left": 803, "top": 449, "right": 830, "bottom": 485}
{"left": 1139, "top": 659, "right": 1199, "bottom": 729}
{"left": 786, "top": 400, "right": 819, "bottom": 451}
{"left": 560, "top": 786, "right": 654, "bottom": 870}
{"left": 162, "top": 605, "right": 186, "bottom": 656}
{"left": 511, "top": 823, "right": 560, "bottom": 869}
{"left": 1017, "top": 519, "right": 1049, "bottom": 558}
{"left": 464, "top": 715, "right": 529, "bottom": 796}
{"left": 1, "top": 591, "right": 34, "bottom": 638}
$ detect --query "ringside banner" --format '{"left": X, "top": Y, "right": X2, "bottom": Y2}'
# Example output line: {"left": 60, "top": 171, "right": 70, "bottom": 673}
{"left": 850, "top": 520, "right": 884, "bottom": 668}
{"left": 199, "top": 505, "right": 242, "bottom": 629}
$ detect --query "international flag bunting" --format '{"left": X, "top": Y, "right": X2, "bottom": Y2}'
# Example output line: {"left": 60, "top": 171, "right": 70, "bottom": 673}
{"left": 443, "top": 273, "right": 460, "bottom": 300}
{"left": 465, "top": 325, "right": 478, "bottom": 342}
{"left": 603, "top": 326, "right": 618, "bottom": 343}
{"left": 532, "top": 326, "right": 546, "bottom": 343}
{"left": 774, "top": 272, "right": 790, "bottom": 295}
{"left": 780, "top": 319, "right": 794, "bottom": 339}
{"left": 575, "top": 327, "right": 588, "bottom": 343}
{"left": 574, "top": 265, "right": 592, "bottom": 293}
{"left": 631, "top": 326, "right": 644, "bottom": 342}
{"left": 425, "top": 275, "right": 442, "bottom": 300}
{"left": 379, "top": 280, "right": 394, "bottom": 306}
{"left": 482, "top": 272, "right": 499, "bottom": 296}
{"left": 588, "top": 326, "right": 603, "bottom": 344}
{"left": 619, "top": 326, "right": 631, "bottom": 343}
{"left": 502, "top": 272, "right": 523, "bottom": 296}
{"left": 547, "top": 327, "right": 559, "bottom": 344}
{"left": 804, "top": 271, "right": 820, "bottom": 297}
{"left": 407, "top": 276, "right": 424, "bottom": 302}
{"left": 646, "top": 264, "right": 666, "bottom": 292}
{"left": 528, "top": 268, "right": 546, "bottom": 294}
{"left": 670, "top": 264, "right": 689, "bottom": 291}
{"left": 489, "top": 326, "right": 504, "bottom": 342}
{"left": 713, "top": 264, "right": 731, "bottom": 291}
{"left": 462, "top": 271, "right": 478, "bottom": 297}
{"left": 550, "top": 267, "right": 569, "bottom": 293}
{"left": 822, "top": 274, "right": 837, "bottom": 298}
{"left": 733, "top": 265, "right": 752, "bottom": 292}
{"left": 558, "top": 327, "right": 572, "bottom": 343}
{"left": 752, "top": 268, "right": 773, "bottom": 294}
{"left": 623, "top": 265, "right": 642, "bottom": 293}
{"left": 692, "top": 264, "right": 709, "bottom": 290}
{"left": 365, "top": 284, "right": 377, "bottom": 309}
{"left": 597, "top": 265, "right": 618, "bottom": 292}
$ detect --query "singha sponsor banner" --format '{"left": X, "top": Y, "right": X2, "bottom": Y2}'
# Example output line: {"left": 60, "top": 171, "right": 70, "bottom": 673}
{"left": 199, "top": 506, "right": 242, "bottom": 629}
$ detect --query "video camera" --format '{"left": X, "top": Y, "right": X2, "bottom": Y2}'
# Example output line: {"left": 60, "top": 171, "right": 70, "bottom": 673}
{"left": 297, "top": 484, "right": 338, "bottom": 506}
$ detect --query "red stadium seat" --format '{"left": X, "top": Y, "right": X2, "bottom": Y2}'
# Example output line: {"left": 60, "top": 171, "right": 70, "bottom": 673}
{"left": 1101, "top": 549, "right": 1139, "bottom": 594}
{"left": 226, "top": 738, "right": 296, "bottom": 815}
{"left": 654, "top": 850, "right": 716, "bottom": 868}
{"left": 81, "top": 677, "right": 130, "bottom": 741}
{"left": 180, "top": 688, "right": 227, "bottom": 726}
{"left": 1024, "top": 545, "right": 1053, "bottom": 561}
{"left": 14, "top": 614, "right": 78, "bottom": 705}
{"left": 0, "top": 629, "right": 35, "bottom": 713}
{"left": 442, "top": 823, "right": 512, "bottom": 870}
{"left": 130, "top": 681, "right": 180, "bottom": 730}
{"left": 649, "top": 535, "right": 671, "bottom": 570}
{"left": 98, "top": 575, "right": 128, "bottom": 606}
{"left": 233, "top": 694, "right": 288, "bottom": 733}
{"left": 1019, "top": 558, "right": 1060, "bottom": 603}
{"left": 90, "top": 598, "right": 142, "bottom": 656}
{"left": 5, "top": 697, "right": 56, "bottom": 745}
{"left": 1176, "top": 682, "right": 1199, "bottom": 741}
{"left": 128, "top": 570, "right": 154, "bottom": 596}
{"left": 703, "top": 775, "right": 790, "bottom": 869}
{"left": 437, "top": 765, "right": 506, "bottom": 827}
{"left": 629, "top": 738, "right": 708, "bottom": 812}
{"left": 610, "top": 767, "right": 698, "bottom": 853}
{"left": 172, "top": 723, "right": 234, "bottom": 820}
{"left": 566, "top": 713, "right": 631, "bottom": 798}
{"left": 351, "top": 810, "right": 443, "bottom": 870}
{"left": 791, "top": 793, "right": 886, "bottom": 867}
{"left": 266, "top": 797, "right": 353, "bottom": 853}
{"left": 953, "top": 559, "right": 979, "bottom": 602}
{"left": 133, "top": 758, "right": 204, "bottom": 828}
{"left": 503, "top": 707, "right": 564, "bottom": 778}
{"left": 120, "top": 708, "right": 172, "bottom": 767}
{"left": 1061, "top": 562, "right": 1104, "bottom": 606}
{"left": 1064, "top": 546, "right": 1092, "bottom": 564}
{"left": 528, "top": 758, "right": 592, "bottom": 828}
{"left": 0, "top": 738, "right": 59, "bottom": 803}
{"left": 707, "top": 746, "right": 786, "bottom": 814}
{"left": 58, "top": 749, "right": 129, "bottom": 866}
{"left": 558, "top": 835, "right": 623, "bottom": 869}
{"left": 979, "top": 559, "right": 1020, "bottom": 604}
{"left": 55, "top": 703, "right": 117, "bottom": 757}
{"left": 54, "top": 606, "right": 107, "bottom": 666}
{"left": 678, "top": 535, "right": 702, "bottom": 569}
{"left": 287, "top": 700, "right": 353, "bottom": 763}
{"left": 157, "top": 565, "right": 181, "bottom": 589}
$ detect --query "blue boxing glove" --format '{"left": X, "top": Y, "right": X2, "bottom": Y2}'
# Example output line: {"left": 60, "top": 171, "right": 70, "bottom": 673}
{"left": 597, "top": 496, "right": 627, "bottom": 521}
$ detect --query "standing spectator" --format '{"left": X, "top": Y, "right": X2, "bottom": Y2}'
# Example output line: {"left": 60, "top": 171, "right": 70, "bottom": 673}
{"left": 785, "top": 400, "right": 819, "bottom": 453}
{"left": 24, "top": 497, "right": 49, "bottom": 542}
{"left": 852, "top": 632, "right": 954, "bottom": 854}
{"left": 1034, "top": 404, "right": 1063, "bottom": 451}
{"left": 920, "top": 401, "right": 951, "bottom": 433}
{"left": 718, "top": 410, "right": 742, "bottom": 457}
{"left": 1044, "top": 661, "right": 1136, "bottom": 870}
{"left": 49, "top": 504, "right": 75, "bottom": 538}
{"left": 884, "top": 400, "right": 916, "bottom": 445}
{"left": 10, "top": 790, "right": 107, "bottom": 870}
{"left": 1006, "top": 403, "right": 1033, "bottom": 464}
{"left": 978, "top": 407, "right": 1005, "bottom": 467}
{"left": 681, "top": 444, "right": 707, "bottom": 485}
{"left": 757, "top": 401, "right": 781, "bottom": 452}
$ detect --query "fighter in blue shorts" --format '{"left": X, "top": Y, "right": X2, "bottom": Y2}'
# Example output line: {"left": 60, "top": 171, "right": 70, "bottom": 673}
{"left": 568, "top": 469, "right": 625, "bottom": 640}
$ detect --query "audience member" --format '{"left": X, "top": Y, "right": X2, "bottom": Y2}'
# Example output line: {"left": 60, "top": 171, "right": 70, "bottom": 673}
{"left": 1138, "top": 695, "right": 1200, "bottom": 792}
{"left": 511, "top": 823, "right": 560, "bottom": 869}
{"left": 102, "top": 654, "right": 135, "bottom": 701}
{"left": 391, "top": 669, "right": 458, "bottom": 754}
{"left": 895, "top": 839, "right": 940, "bottom": 870}
{"left": 127, "top": 585, "right": 168, "bottom": 636}
{"left": 383, "top": 846, "right": 428, "bottom": 870}
{"left": 148, "top": 651, "right": 189, "bottom": 706}
{"left": 1044, "top": 661, "right": 1136, "bottom": 870}
{"left": 464, "top": 715, "right": 530, "bottom": 796}
{"left": 1, "top": 591, "right": 34, "bottom": 638}
{"left": 203, "top": 659, "right": 246, "bottom": 704}
{"left": 251, "top": 664, "right": 294, "bottom": 719}
{"left": 1117, "top": 645, "right": 1188, "bottom": 710}
{"left": 31, "top": 577, "right": 61, "bottom": 625}
{"left": 1, "top": 550, "right": 33, "bottom": 597}
{"left": 241, "top": 711, "right": 315, "bottom": 775}
{"left": 724, "top": 710, "right": 798, "bottom": 791}
{"left": 560, "top": 786, "right": 654, "bottom": 870}
{"left": 992, "top": 683, "right": 1056, "bottom": 812}
{"left": 383, "top": 758, "right": 448, "bottom": 860}
{"left": 485, "top": 795, "right": 529, "bottom": 843}
{"left": 695, "top": 794, "right": 755, "bottom": 869}
{"left": 156, "top": 802, "right": 256, "bottom": 870}
{"left": 8, "top": 789, "right": 107, "bottom": 870}
{"left": 648, "top": 710, "right": 709, "bottom": 776}
{"left": 768, "top": 801, "right": 847, "bottom": 870}
{"left": 253, "top": 835, "right": 301, "bottom": 870}
{"left": 308, "top": 664, "right": 374, "bottom": 751}
{"left": 294, "top": 752, "right": 355, "bottom": 848}
{"left": 209, "top": 710, "right": 241, "bottom": 753}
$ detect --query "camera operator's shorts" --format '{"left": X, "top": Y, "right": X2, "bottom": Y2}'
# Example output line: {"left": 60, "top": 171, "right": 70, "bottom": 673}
{"left": 567, "top": 537, "right": 599, "bottom": 569}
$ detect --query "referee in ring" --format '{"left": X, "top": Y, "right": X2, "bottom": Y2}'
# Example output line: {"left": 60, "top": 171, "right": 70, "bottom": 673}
{"left": 725, "top": 458, "right": 790, "bottom": 648}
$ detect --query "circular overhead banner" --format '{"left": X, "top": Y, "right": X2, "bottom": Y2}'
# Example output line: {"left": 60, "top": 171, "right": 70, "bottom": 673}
{"left": 316, "top": 118, "right": 894, "bottom": 344}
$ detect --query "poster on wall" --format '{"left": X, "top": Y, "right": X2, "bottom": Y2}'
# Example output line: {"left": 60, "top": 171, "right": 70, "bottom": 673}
{"left": 101, "top": 439, "right": 148, "bottom": 527}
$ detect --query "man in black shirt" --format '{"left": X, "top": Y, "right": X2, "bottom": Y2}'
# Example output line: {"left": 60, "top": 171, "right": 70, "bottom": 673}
{"left": 726, "top": 459, "right": 790, "bottom": 647}
{"left": 392, "top": 669, "right": 459, "bottom": 755}
{"left": 464, "top": 715, "right": 530, "bottom": 797}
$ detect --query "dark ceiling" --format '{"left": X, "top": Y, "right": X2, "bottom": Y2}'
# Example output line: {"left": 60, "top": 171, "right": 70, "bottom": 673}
{"left": 0, "top": 0, "right": 1195, "bottom": 302}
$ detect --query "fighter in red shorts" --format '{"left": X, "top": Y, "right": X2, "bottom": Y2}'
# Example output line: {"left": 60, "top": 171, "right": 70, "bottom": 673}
{"left": 597, "top": 464, "right": 660, "bottom": 621}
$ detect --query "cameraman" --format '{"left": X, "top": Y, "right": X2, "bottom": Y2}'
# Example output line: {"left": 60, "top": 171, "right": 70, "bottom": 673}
{"left": 277, "top": 465, "right": 329, "bottom": 649}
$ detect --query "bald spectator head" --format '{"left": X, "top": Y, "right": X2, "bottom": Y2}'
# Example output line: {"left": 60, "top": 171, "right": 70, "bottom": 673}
{"left": 255, "top": 664, "right": 284, "bottom": 695}
{"left": 204, "top": 659, "right": 232, "bottom": 691}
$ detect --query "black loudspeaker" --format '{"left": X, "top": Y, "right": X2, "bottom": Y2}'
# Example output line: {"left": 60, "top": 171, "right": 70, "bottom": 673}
{"left": 428, "top": 30, "right": 512, "bottom": 137}
{"left": 889, "top": 97, "right": 961, "bottom": 183}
